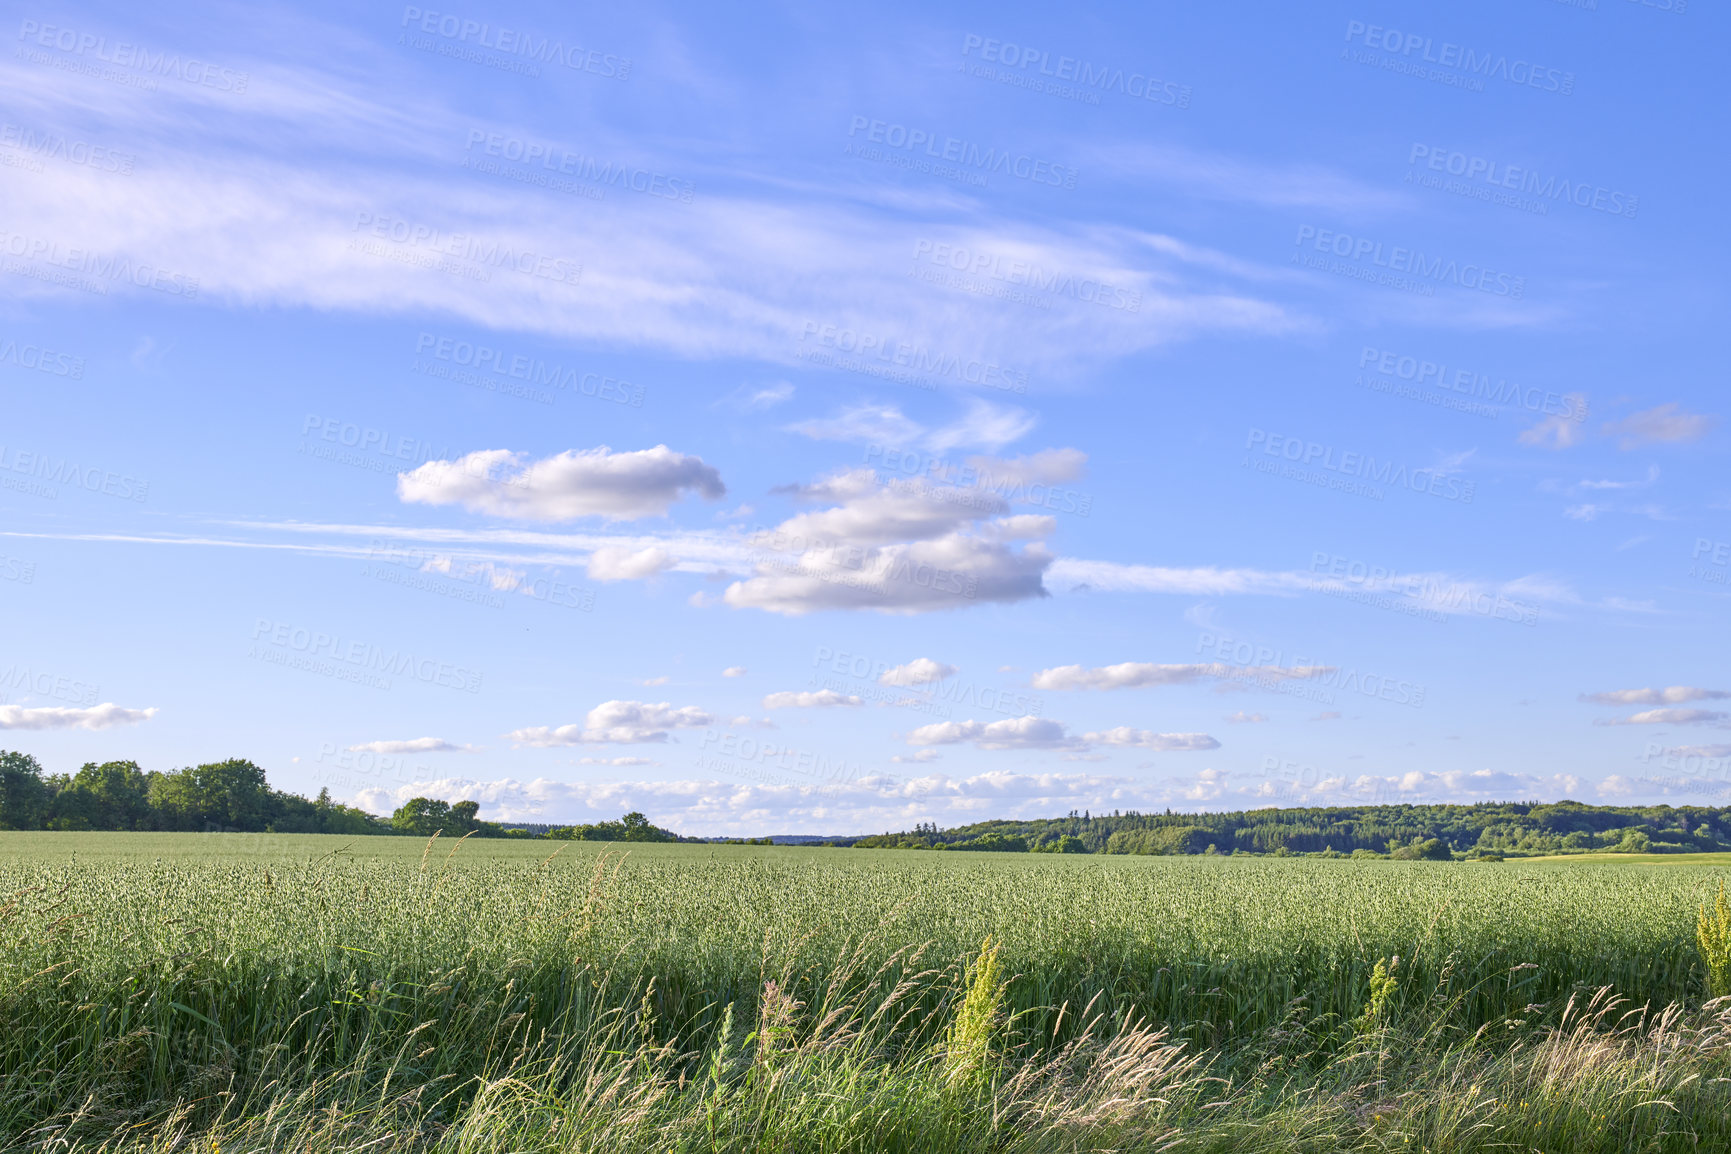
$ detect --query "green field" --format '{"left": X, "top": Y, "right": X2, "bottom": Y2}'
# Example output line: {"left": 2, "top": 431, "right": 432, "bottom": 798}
{"left": 4, "top": 832, "right": 1731, "bottom": 1152}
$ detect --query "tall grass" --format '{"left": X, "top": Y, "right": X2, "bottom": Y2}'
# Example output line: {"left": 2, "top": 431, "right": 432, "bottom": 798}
{"left": 2, "top": 836, "right": 1730, "bottom": 1150}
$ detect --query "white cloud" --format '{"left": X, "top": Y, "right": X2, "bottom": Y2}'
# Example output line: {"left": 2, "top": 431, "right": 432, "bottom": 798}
{"left": 787, "top": 400, "right": 1037, "bottom": 455}
{"left": 724, "top": 466, "right": 1051, "bottom": 615}
{"left": 578, "top": 757, "right": 659, "bottom": 767}
{"left": 722, "top": 382, "right": 794, "bottom": 411}
{"left": 398, "top": 446, "right": 724, "bottom": 522}
{"left": 1597, "top": 708, "right": 1728, "bottom": 726}
{"left": 788, "top": 404, "right": 924, "bottom": 446}
{"left": 1044, "top": 561, "right": 1314, "bottom": 595}
{"left": 762, "top": 689, "right": 864, "bottom": 709}
{"left": 641, "top": 675, "right": 672, "bottom": 686}
{"left": 1518, "top": 396, "right": 1590, "bottom": 449}
{"left": 588, "top": 545, "right": 675, "bottom": 580}
{"left": 964, "top": 448, "right": 1087, "bottom": 485}
{"left": 508, "top": 699, "right": 716, "bottom": 746}
{"left": 879, "top": 658, "right": 958, "bottom": 686}
{"left": 1225, "top": 712, "right": 1267, "bottom": 723}
{"left": 907, "top": 716, "right": 1084, "bottom": 750}
{"left": 347, "top": 737, "right": 474, "bottom": 754}
{"left": 1581, "top": 686, "right": 1729, "bottom": 705}
{"left": 1032, "top": 661, "right": 1331, "bottom": 691}
{"left": 905, "top": 717, "right": 1217, "bottom": 753}
{"left": 341, "top": 760, "right": 1595, "bottom": 835}
{"left": 0, "top": 703, "right": 157, "bottom": 730}
{"left": 1604, "top": 403, "right": 1717, "bottom": 448}
{"left": 923, "top": 399, "right": 1037, "bottom": 453}
{"left": 1080, "top": 728, "right": 1220, "bottom": 751}
{"left": 893, "top": 750, "right": 941, "bottom": 763}
{"left": 722, "top": 666, "right": 748, "bottom": 678}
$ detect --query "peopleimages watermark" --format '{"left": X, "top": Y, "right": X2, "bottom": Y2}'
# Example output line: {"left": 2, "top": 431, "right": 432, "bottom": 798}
{"left": 348, "top": 212, "right": 582, "bottom": 286}
{"left": 1293, "top": 225, "right": 1525, "bottom": 298}
{"left": 0, "top": 661, "right": 99, "bottom": 707}
{"left": 16, "top": 19, "right": 250, "bottom": 94}
{"left": 1260, "top": 757, "right": 1425, "bottom": 807}
{"left": 1640, "top": 743, "right": 1729, "bottom": 782}
{"left": 959, "top": 33, "right": 1190, "bottom": 109}
{"left": 862, "top": 444, "right": 1092, "bottom": 517}
{"left": 1691, "top": 538, "right": 1730, "bottom": 587}
{"left": 810, "top": 646, "right": 1043, "bottom": 720}
{"left": 461, "top": 130, "right": 692, "bottom": 204}
{"left": 695, "top": 729, "right": 863, "bottom": 796}
{"left": 0, "top": 121, "right": 134, "bottom": 176}
{"left": 397, "top": 8, "right": 630, "bottom": 79}
{"left": 412, "top": 332, "right": 645, "bottom": 408}
{"left": 0, "top": 554, "right": 36, "bottom": 584}
{"left": 313, "top": 741, "right": 422, "bottom": 786}
{"left": 1308, "top": 552, "right": 1538, "bottom": 627}
{"left": 1341, "top": 21, "right": 1575, "bottom": 96}
{"left": 248, "top": 618, "right": 483, "bottom": 694}
{"left": 1354, "top": 346, "right": 1587, "bottom": 426}
{"left": 0, "top": 228, "right": 199, "bottom": 298}
{"left": 795, "top": 319, "right": 1027, "bottom": 394}
{"left": 1196, "top": 630, "right": 1428, "bottom": 709}
{"left": 844, "top": 115, "right": 1078, "bottom": 190}
{"left": 1406, "top": 144, "right": 1636, "bottom": 220}
{"left": 909, "top": 239, "right": 1141, "bottom": 313}
{"left": 297, "top": 412, "right": 514, "bottom": 482}
{"left": 0, "top": 445, "right": 149, "bottom": 503}
{"left": 0, "top": 335, "right": 83, "bottom": 379}
{"left": 363, "top": 539, "right": 596, "bottom": 613}
{"left": 1243, "top": 428, "right": 1475, "bottom": 505}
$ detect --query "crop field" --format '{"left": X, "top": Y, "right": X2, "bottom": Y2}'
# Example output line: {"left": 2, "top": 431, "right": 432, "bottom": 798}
{"left": 5, "top": 833, "right": 1731, "bottom": 1152}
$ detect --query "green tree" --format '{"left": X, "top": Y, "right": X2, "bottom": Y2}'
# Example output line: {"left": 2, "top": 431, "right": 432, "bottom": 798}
{"left": 146, "top": 759, "right": 272, "bottom": 830}
{"left": 391, "top": 797, "right": 452, "bottom": 837}
{"left": 0, "top": 751, "right": 49, "bottom": 830}
{"left": 50, "top": 761, "right": 151, "bottom": 830}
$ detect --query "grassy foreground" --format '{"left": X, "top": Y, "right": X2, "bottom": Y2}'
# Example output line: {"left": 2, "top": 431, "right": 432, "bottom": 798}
{"left": 4, "top": 833, "right": 1731, "bottom": 1152}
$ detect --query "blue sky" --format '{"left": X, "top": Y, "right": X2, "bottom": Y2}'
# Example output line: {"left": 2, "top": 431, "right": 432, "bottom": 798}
{"left": 2, "top": 0, "right": 1726, "bottom": 834}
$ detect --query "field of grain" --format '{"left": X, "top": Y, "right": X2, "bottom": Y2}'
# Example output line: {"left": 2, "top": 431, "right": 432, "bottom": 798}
{"left": 4, "top": 833, "right": 1730, "bottom": 1152}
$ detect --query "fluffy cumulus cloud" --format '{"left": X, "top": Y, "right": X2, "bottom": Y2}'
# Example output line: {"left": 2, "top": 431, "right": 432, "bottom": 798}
{"left": 0, "top": 703, "right": 157, "bottom": 730}
{"left": 907, "top": 716, "right": 1218, "bottom": 753}
{"left": 398, "top": 446, "right": 724, "bottom": 521}
{"left": 762, "top": 689, "right": 863, "bottom": 709}
{"left": 1032, "top": 662, "right": 1332, "bottom": 691}
{"left": 722, "top": 667, "right": 748, "bottom": 678}
{"left": 721, "top": 466, "right": 1052, "bottom": 615}
{"left": 508, "top": 700, "right": 716, "bottom": 746}
{"left": 344, "top": 760, "right": 1595, "bottom": 838}
{"left": 879, "top": 658, "right": 958, "bottom": 686}
{"left": 1604, "top": 403, "right": 1717, "bottom": 448}
{"left": 588, "top": 545, "right": 675, "bottom": 581}
{"left": 347, "top": 738, "right": 473, "bottom": 754}
{"left": 346, "top": 768, "right": 1187, "bottom": 833}
{"left": 1581, "top": 686, "right": 1730, "bottom": 706}
{"left": 909, "top": 716, "right": 1082, "bottom": 750}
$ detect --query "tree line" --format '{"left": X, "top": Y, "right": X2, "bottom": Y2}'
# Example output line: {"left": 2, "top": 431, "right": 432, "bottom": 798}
{"left": 0, "top": 752, "right": 688, "bottom": 842}
{"left": 839, "top": 801, "right": 1731, "bottom": 858}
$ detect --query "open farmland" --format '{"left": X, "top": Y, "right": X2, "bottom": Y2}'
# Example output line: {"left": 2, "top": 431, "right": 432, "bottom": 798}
{"left": 5, "top": 833, "right": 1731, "bottom": 1151}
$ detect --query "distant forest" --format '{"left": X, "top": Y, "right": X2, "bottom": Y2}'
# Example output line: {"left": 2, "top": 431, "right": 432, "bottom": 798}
{"left": 0, "top": 753, "right": 692, "bottom": 842}
{"left": 837, "top": 802, "right": 1731, "bottom": 858}
{"left": 5, "top": 751, "right": 1729, "bottom": 858}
